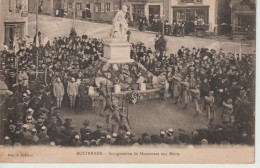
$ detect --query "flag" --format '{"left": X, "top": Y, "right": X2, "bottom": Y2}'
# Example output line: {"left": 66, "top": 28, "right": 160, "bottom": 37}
{"left": 239, "top": 45, "right": 242, "bottom": 61}
{"left": 234, "top": 51, "right": 237, "bottom": 61}
{"left": 13, "top": 35, "right": 19, "bottom": 54}
{"left": 34, "top": 32, "right": 39, "bottom": 47}
{"left": 43, "top": 35, "right": 50, "bottom": 46}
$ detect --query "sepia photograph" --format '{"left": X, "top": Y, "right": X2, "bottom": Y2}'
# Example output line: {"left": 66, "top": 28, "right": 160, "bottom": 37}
{"left": 0, "top": 0, "right": 257, "bottom": 164}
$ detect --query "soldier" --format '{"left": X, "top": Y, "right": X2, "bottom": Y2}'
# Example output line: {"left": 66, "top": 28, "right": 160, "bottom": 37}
{"left": 172, "top": 73, "right": 182, "bottom": 104}
{"left": 107, "top": 96, "right": 122, "bottom": 133}
{"left": 158, "top": 71, "right": 168, "bottom": 100}
{"left": 222, "top": 99, "right": 233, "bottom": 123}
{"left": 53, "top": 78, "right": 64, "bottom": 109}
{"left": 18, "top": 67, "right": 29, "bottom": 88}
{"left": 67, "top": 77, "right": 78, "bottom": 109}
{"left": 205, "top": 91, "right": 215, "bottom": 124}
{"left": 180, "top": 77, "right": 190, "bottom": 109}
{"left": 191, "top": 85, "right": 201, "bottom": 117}
{"left": 98, "top": 82, "right": 107, "bottom": 116}
{"left": 189, "top": 72, "right": 197, "bottom": 89}
{"left": 120, "top": 112, "right": 131, "bottom": 133}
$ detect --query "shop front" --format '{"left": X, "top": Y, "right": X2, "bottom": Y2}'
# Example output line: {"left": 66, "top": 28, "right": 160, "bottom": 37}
{"left": 172, "top": 6, "right": 209, "bottom": 34}
{"left": 148, "top": 5, "right": 160, "bottom": 22}
{"left": 4, "top": 22, "right": 25, "bottom": 50}
{"left": 132, "top": 4, "right": 145, "bottom": 23}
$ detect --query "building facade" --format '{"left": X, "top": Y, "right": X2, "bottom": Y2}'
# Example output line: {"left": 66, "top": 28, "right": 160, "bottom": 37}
{"left": 230, "top": 0, "right": 256, "bottom": 39}
{"left": 61, "top": 0, "right": 120, "bottom": 22}
{"left": 164, "top": 0, "right": 218, "bottom": 33}
{"left": 123, "top": 0, "right": 164, "bottom": 24}
{"left": 0, "top": 0, "right": 29, "bottom": 50}
{"left": 60, "top": 0, "right": 164, "bottom": 23}
{"left": 28, "top": 0, "right": 62, "bottom": 16}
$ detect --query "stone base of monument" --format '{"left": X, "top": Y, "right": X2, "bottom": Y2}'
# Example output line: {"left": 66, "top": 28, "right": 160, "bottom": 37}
{"left": 100, "top": 41, "right": 134, "bottom": 63}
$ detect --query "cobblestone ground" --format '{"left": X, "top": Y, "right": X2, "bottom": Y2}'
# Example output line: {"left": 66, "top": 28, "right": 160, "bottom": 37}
{"left": 59, "top": 98, "right": 223, "bottom": 136}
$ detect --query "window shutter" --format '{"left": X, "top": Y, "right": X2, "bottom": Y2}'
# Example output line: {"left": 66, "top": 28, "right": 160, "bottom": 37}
{"left": 101, "top": 3, "right": 105, "bottom": 12}
{"left": 90, "top": 3, "right": 93, "bottom": 12}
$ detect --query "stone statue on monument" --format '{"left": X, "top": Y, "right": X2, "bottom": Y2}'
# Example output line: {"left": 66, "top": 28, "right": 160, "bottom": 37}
{"left": 110, "top": 5, "right": 129, "bottom": 42}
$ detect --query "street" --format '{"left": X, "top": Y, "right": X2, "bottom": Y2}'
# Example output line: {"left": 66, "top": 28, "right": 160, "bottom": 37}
{"left": 28, "top": 14, "right": 254, "bottom": 54}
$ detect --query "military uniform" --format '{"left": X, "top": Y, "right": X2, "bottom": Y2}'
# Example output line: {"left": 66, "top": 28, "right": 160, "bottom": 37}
{"left": 205, "top": 91, "right": 215, "bottom": 122}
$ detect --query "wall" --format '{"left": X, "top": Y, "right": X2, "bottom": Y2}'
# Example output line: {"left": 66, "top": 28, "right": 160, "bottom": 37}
{"left": 28, "top": 0, "right": 54, "bottom": 16}
{"left": 0, "top": 0, "right": 29, "bottom": 50}
{"left": 167, "top": 0, "right": 217, "bottom": 32}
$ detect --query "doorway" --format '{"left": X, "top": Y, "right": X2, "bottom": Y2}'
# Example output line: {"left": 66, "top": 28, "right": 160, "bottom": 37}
{"left": 4, "top": 22, "right": 25, "bottom": 50}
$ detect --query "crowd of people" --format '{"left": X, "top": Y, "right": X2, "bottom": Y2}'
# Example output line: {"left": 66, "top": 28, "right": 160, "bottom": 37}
{"left": 138, "top": 18, "right": 185, "bottom": 37}
{"left": 0, "top": 33, "right": 255, "bottom": 146}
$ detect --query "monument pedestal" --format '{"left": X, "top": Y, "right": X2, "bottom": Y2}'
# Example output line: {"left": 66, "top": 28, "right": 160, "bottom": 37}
{"left": 99, "top": 41, "right": 134, "bottom": 63}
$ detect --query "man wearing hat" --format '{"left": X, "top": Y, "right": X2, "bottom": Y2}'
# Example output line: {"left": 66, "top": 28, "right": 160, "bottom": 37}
{"left": 22, "top": 124, "right": 33, "bottom": 145}
{"left": 38, "top": 126, "right": 50, "bottom": 144}
{"left": 92, "top": 122, "right": 105, "bottom": 140}
{"left": 63, "top": 118, "right": 73, "bottom": 129}
{"left": 8, "top": 124, "right": 16, "bottom": 143}
{"left": 78, "top": 79, "right": 89, "bottom": 112}
{"left": 53, "top": 78, "right": 64, "bottom": 109}
{"left": 80, "top": 119, "right": 93, "bottom": 142}
{"left": 25, "top": 115, "right": 36, "bottom": 132}
{"left": 18, "top": 67, "right": 29, "bottom": 88}
{"left": 158, "top": 71, "right": 168, "bottom": 100}
{"left": 4, "top": 136, "right": 12, "bottom": 146}
{"left": 72, "top": 135, "right": 82, "bottom": 146}
{"left": 165, "top": 128, "right": 175, "bottom": 144}
{"left": 31, "top": 128, "right": 40, "bottom": 145}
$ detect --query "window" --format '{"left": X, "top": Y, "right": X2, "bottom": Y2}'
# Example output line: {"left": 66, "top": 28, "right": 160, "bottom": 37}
{"left": 186, "top": 0, "right": 194, "bottom": 3}
{"left": 76, "top": 3, "right": 82, "bottom": 10}
{"left": 95, "top": 3, "right": 101, "bottom": 12}
{"left": 178, "top": 0, "right": 203, "bottom": 3}
{"left": 105, "top": 3, "right": 110, "bottom": 12}
{"left": 179, "top": 0, "right": 186, "bottom": 3}
{"left": 64, "top": 3, "right": 67, "bottom": 10}
{"left": 9, "top": 0, "right": 12, "bottom": 12}
{"left": 194, "top": 0, "right": 203, "bottom": 3}
{"left": 68, "top": 3, "right": 72, "bottom": 9}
